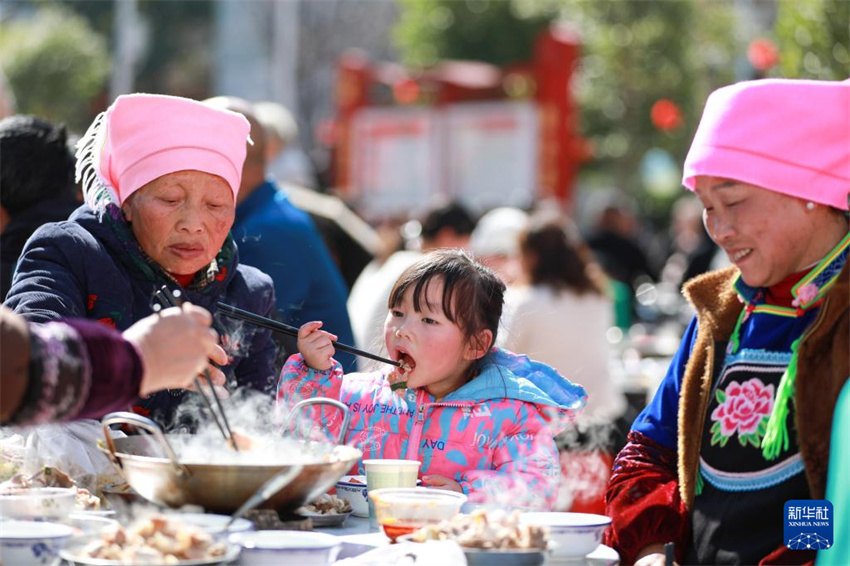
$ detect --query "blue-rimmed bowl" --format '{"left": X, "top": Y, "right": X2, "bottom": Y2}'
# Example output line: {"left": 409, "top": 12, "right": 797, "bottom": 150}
{"left": 229, "top": 531, "right": 340, "bottom": 565}
{"left": 334, "top": 475, "right": 369, "bottom": 517}
{"left": 0, "top": 519, "right": 74, "bottom": 566}
{"left": 519, "top": 512, "right": 611, "bottom": 559}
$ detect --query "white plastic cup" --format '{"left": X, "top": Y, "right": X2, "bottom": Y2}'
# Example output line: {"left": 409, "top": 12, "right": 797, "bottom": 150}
{"left": 363, "top": 459, "right": 421, "bottom": 529}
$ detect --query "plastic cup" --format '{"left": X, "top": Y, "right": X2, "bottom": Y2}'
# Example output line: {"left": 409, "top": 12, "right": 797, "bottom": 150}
{"left": 363, "top": 459, "right": 421, "bottom": 529}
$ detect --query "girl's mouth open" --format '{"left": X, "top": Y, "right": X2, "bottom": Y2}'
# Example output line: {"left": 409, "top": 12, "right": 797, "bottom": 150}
{"left": 396, "top": 351, "right": 416, "bottom": 375}
{"left": 389, "top": 351, "right": 415, "bottom": 392}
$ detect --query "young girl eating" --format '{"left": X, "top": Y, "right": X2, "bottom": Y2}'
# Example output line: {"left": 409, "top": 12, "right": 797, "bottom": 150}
{"left": 277, "top": 250, "right": 586, "bottom": 509}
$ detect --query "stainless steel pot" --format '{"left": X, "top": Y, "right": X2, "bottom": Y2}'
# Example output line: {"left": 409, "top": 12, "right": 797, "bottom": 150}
{"left": 101, "top": 398, "right": 362, "bottom": 514}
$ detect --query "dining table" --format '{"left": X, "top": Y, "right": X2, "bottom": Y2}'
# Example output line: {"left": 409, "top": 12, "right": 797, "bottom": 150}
{"left": 307, "top": 515, "right": 621, "bottom": 566}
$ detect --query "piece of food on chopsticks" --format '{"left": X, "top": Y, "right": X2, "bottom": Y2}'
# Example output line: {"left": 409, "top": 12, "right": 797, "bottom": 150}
{"left": 410, "top": 509, "right": 549, "bottom": 550}
{"left": 78, "top": 515, "right": 227, "bottom": 564}
{"left": 228, "top": 430, "right": 261, "bottom": 452}
{"left": 388, "top": 358, "right": 413, "bottom": 393}
{"left": 302, "top": 493, "right": 352, "bottom": 515}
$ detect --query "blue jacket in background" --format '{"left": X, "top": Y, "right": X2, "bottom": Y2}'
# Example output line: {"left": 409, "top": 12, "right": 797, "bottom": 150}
{"left": 5, "top": 204, "right": 278, "bottom": 428}
{"left": 233, "top": 180, "right": 356, "bottom": 371}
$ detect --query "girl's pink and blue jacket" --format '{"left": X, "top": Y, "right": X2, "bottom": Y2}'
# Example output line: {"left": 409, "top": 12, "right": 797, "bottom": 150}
{"left": 277, "top": 348, "right": 586, "bottom": 510}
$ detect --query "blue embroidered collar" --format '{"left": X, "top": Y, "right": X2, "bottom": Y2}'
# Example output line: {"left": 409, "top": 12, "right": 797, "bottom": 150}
{"left": 734, "top": 231, "right": 850, "bottom": 309}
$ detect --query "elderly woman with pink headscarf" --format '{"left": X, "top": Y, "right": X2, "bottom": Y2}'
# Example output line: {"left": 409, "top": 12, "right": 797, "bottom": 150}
{"left": 5, "top": 94, "right": 278, "bottom": 428}
{"left": 604, "top": 79, "right": 849, "bottom": 566}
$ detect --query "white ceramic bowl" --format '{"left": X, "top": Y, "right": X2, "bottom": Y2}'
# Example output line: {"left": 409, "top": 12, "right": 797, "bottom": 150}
{"left": 0, "top": 519, "right": 74, "bottom": 566}
{"left": 335, "top": 475, "right": 369, "bottom": 517}
{"left": 230, "top": 531, "right": 341, "bottom": 566}
{"left": 519, "top": 512, "right": 611, "bottom": 559}
{"left": 0, "top": 487, "right": 77, "bottom": 520}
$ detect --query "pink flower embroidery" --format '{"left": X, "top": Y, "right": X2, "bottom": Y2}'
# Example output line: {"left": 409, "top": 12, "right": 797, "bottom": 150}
{"left": 711, "top": 378, "right": 774, "bottom": 437}
{"left": 792, "top": 283, "right": 819, "bottom": 307}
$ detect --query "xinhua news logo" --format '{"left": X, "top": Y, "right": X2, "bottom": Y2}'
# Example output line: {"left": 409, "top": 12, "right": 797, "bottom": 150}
{"left": 784, "top": 500, "right": 833, "bottom": 550}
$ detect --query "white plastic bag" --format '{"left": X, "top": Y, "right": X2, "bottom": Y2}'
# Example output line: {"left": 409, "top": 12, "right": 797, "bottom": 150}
{"left": 19, "top": 420, "right": 125, "bottom": 493}
{"left": 0, "top": 431, "right": 26, "bottom": 481}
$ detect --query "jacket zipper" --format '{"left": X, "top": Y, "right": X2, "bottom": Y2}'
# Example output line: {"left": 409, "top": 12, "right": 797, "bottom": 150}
{"left": 404, "top": 393, "right": 475, "bottom": 460}
{"left": 405, "top": 390, "right": 427, "bottom": 460}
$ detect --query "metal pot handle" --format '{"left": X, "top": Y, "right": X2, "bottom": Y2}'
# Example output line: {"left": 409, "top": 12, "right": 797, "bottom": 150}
{"left": 101, "top": 412, "right": 190, "bottom": 477}
{"left": 283, "top": 398, "right": 351, "bottom": 445}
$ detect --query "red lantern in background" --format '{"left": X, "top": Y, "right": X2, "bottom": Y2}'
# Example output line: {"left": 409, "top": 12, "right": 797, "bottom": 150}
{"left": 651, "top": 99, "right": 683, "bottom": 132}
{"left": 748, "top": 38, "right": 780, "bottom": 72}
{"left": 393, "top": 78, "right": 420, "bottom": 105}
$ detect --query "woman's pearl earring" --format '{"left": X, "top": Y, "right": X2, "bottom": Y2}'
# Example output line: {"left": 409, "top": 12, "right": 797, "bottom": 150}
{"left": 806, "top": 201, "right": 816, "bottom": 211}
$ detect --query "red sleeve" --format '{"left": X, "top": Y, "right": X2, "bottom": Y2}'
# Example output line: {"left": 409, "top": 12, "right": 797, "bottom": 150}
{"left": 604, "top": 431, "right": 689, "bottom": 565}
{"left": 758, "top": 544, "right": 815, "bottom": 566}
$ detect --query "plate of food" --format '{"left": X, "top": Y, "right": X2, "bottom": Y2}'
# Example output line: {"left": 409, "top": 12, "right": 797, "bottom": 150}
{"left": 400, "top": 508, "right": 550, "bottom": 566}
{"left": 299, "top": 493, "right": 353, "bottom": 527}
{"left": 302, "top": 509, "right": 353, "bottom": 527}
{"left": 58, "top": 514, "right": 240, "bottom": 565}
{"left": 60, "top": 543, "right": 241, "bottom": 566}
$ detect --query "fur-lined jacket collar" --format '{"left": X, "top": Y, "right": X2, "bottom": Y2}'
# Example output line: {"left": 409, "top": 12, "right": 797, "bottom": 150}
{"left": 676, "top": 261, "right": 849, "bottom": 508}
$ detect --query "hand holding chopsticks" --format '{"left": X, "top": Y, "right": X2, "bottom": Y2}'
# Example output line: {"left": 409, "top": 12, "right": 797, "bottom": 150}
{"left": 152, "top": 287, "right": 240, "bottom": 451}
{"left": 216, "top": 302, "right": 401, "bottom": 368}
{"left": 124, "top": 304, "right": 222, "bottom": 397}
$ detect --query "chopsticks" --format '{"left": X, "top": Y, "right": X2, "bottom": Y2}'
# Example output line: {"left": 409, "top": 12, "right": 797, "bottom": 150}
{"left": 152, "top": 286, "right": 239, "bottom": 451}
{"left": 215, "top": 302, "right": 401, "bottom": 368}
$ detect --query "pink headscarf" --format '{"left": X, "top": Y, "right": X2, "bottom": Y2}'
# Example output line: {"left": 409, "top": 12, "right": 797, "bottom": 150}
{"left": 682, "top": 78, "right": 850, "bottom": 211}
{"left": 77, "top": 93, "right": 250, "bottom": 207}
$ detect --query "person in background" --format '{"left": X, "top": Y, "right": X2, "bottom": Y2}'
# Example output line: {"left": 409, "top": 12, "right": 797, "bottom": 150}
{"left": 1, "top": 304, "right": 224, "bottom": 426}
{"left": 283, "top": 184, "right": 378, "bottom": 290}
{"left": 0, "top": 115, "right": 80, "bottom": 301}
{"left": 605, "top": 78, "right": 849, "bottom": 566}
{"left": 347, "top": 201, "right": 475, "bottom": 365}
{"left": 468, "top": 206, "right": 528, "bottom": 285}
{"left": 500, "top": 214, "right": 626, "bottom": 513}
{"left": 5, "top": 94, "right": 278, "bottom": 427}
{"left": 205, "top": 97, "right": 357, "bottom": 371}
{"left": 660, "top": 194, "right": 718, "bottom": 290}
{"left": 254, "top": 101, "right": 375, "bottom": 290}
{"left": 254, "top": 100, "right": 319, "bottom": 190}
{"left": 585, "top": 193, "right": 658, "bottom": 322}
{"left": 279, "top": 250, "right": 586, "bottom": 509}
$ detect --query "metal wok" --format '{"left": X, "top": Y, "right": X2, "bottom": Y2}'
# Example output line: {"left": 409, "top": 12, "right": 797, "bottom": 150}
{"left": 101, "top": 398, "right": 361, "bottom": 515}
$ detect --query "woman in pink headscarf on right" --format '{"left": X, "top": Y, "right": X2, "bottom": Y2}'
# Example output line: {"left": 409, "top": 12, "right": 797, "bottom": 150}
{"left": 604, "top": 79, "right": 849, "bottom": 566}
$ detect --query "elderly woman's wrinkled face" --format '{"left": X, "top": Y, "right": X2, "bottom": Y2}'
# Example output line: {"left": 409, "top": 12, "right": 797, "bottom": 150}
{"left": 695, "top": 176, "right": 818, "bottom": 288}
{"left": 122, "top": 170, "right": 235, "bottom": 275}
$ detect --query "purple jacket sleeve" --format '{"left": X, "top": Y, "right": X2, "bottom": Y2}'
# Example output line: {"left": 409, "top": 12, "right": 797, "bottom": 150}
{"left": 63, "top": 319, "right": 143, "bottom": 420}
{"left": 8, "top": 319, "right": 142, "bottom": 425}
